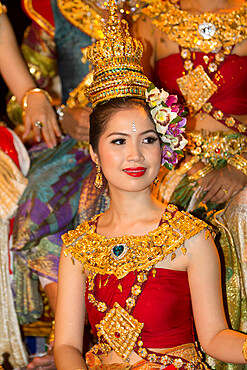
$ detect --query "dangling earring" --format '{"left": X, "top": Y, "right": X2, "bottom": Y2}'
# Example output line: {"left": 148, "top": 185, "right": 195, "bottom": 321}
{"left": 153, "top": 177, "right": 159, "bottom": 186}
{"left": 94, "top": 163, "right": 103, "bottom": 189}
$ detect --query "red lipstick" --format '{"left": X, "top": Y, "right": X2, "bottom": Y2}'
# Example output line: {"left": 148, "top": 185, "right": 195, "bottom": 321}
{"left": 123, "top": 167, "right": 146, "bottom": 177}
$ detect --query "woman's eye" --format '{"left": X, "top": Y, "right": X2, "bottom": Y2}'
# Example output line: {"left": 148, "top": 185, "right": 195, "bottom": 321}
{"left": 111, "top": 138, "right": 126, "bottom": 145}
{"left": 143, "top": 136, "right": 158, "bottom": 144}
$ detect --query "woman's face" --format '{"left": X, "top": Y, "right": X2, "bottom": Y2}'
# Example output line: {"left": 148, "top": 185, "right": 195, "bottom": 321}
{"left": 91, "top": 106, "right": 161, "bottom": 193}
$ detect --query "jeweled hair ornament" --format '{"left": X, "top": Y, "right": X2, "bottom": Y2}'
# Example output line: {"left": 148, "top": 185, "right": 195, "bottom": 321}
{"left": 86, "top": 0, "right": 151, "bottom": 107}
{"left": 86, "top": 0, "right": 188, "bottom": 170}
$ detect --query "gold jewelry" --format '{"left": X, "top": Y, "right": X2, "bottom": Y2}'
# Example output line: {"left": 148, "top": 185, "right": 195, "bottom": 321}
{"left": 227, "top": 154, "right": 247, "bottom": 177}
{"left": 222, "top": 188, "right": 228, "bottom": 195}
{"left": 187, "top": 163, "right": 213, "bottom": 181}
{"left": 177, "top": 65, "right": 218, "bottom": 114}
{"left": 62, "top": 204, "right": 209, "bottom": 279}
{"left": 143, "top": 1, "right": 247, "bottom": 54}
{"left": 0, "top": 2, "right": 7, "bottom": 14}
{"left": 96, "top": 302, "right": 144, "bottom": 361}
{"left": 175, "top": 155, "right": 200, "bottom": 175}
{"left": 34, "top": 121, "right": 44, "bottom": 129}
{"left": 153, "top": 176, "right": 159, "bottom": 185}
{"left": 86, "top": 0, "right": 150, "bottom": 107}
{"left": 185, "top": 131, "right": 247, "bottom": 167}
{"left": 242, "top": 339, "right": 247, "bottom": 362}
{"left": 22, "top": 88, "right": 53, "bottom": 110}
{"left": 94, "top": 163, "right": 103, "bottom": 189}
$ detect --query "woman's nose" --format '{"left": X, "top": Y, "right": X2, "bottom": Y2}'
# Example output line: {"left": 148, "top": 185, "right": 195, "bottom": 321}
{"left": 126, "top": 143, "right": 144, "bottom": 162}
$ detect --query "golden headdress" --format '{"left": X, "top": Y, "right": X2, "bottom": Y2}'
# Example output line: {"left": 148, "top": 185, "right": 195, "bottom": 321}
{"left": 86, "top": 0, "right": 151, "bottom": 107}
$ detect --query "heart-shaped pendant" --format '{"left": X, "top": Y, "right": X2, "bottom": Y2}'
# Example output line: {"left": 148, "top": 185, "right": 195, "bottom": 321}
{"left": 111, "top": 243, "right": 128, "bottom": 260}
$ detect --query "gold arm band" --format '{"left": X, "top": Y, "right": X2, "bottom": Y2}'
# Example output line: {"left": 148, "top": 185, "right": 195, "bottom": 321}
{"left": 227, "top": 154, "right": 247, "bottom": 177}
{"left": 242, "top": 339, "right": 247, "bottom": 362}
{"left": 187, "top": 163, "right": 214, "bottom": 181}
{"left": 176, "top": 155, "right": 200, "bottom": 175}
{"left": 22, "top": 88, "right": 52, "bottom": 110}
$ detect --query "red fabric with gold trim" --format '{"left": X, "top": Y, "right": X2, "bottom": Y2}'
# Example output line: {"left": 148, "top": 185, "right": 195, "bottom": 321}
{"left": 85, "top": 268, "right": 194, "bottom": 349}
{"left": 155, "top": 53, "right": 247, "bottom": 116}
{"left": 21, "top": 0, "right": 54, "bottom": 28}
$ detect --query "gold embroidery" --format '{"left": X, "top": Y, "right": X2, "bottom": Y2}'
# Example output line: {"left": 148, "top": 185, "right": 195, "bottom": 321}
{"left": 57, "top": 0, "right": 104, "bottom": 40}
{"left": 176, "top": 65, "right": 218, "bottom": 114}
{"left": 62, "top": 205, "right": 208, "bottom": 279}
{"left": 66, "top": 70, "right": 93, "bottom": 108}
{"left": 142, "top": 0, "right": 247, "bottom": 54}
{"left": 185, "top": 131, "right": 247, "bottom": 166}
{"left": 96, "top": 302, "right": 144, "bottom": 361}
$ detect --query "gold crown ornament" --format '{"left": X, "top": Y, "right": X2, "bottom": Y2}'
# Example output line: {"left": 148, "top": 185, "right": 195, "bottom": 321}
{"left": 86, "top": 0, "right": 151, "bottom": 107}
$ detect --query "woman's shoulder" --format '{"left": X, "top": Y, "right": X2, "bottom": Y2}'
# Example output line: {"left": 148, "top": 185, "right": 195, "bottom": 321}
{"left": 161, "top": 204, "right": 210, "bottom": 240}
{"left": 62, "top": 213, "right": 100, "bottom": 246}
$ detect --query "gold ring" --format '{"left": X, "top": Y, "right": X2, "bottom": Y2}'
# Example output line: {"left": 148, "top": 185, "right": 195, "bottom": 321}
{"left": 222, "top": 188, "right": 228, "bottom": 195}
{"left": 34, "top": 121, "right": 44, "bottom": 128}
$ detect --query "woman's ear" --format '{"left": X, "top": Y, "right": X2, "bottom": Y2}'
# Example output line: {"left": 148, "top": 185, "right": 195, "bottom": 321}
{"left": 89, "top": 144, "right": 99, "bottom": 165}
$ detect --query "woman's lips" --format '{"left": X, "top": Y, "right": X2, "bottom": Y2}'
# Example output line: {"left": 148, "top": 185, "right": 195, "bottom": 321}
{"left": 123, "top": 167, "right": 147, "bottom": 177}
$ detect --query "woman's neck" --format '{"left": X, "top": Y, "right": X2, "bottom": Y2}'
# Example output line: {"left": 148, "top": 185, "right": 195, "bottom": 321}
{"left": 98, "top": 187, "right": 166, "bottom": 236}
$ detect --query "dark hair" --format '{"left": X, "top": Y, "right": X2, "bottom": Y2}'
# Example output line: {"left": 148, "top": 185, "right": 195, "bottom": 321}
{"left": 89, "top": 97, "right": 153, "bottom": 152}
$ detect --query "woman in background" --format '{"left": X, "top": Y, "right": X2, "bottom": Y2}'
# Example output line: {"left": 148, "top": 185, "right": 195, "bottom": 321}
{"left": 132, "top": 2, "right": 247, "bottom": 368}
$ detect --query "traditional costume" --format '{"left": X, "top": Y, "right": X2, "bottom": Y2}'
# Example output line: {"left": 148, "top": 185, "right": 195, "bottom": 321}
{"left": 139, "top": 1, "right": 247, "bottom": 369}
{"left": 62, "top": 3, "right": 210, "bottom": 368}
{"left": 11, "top": 0, "right": 108, "bottom": 325}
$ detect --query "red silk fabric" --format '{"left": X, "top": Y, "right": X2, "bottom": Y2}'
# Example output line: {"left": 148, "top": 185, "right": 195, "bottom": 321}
{"left": 0, "top": 127, "right": 20, "bottom": 168}
{"left": 155, "top": 53, "right": 247, "bottom": 115}
{"left": 85, "top": 268, "right": 194, "bottom": 348}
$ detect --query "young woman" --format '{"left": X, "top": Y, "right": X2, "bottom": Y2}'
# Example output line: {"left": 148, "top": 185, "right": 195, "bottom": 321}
{"left": 54, "top": 3, "right": 247, "bottom": 369}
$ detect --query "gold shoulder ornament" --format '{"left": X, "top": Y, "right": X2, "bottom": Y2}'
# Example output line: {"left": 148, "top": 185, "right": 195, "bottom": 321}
{"left": 142, "top": 0, "right": 247, "bottom": 54}
{"left": 62, "top": 205, "right": 210, "bottom": 279}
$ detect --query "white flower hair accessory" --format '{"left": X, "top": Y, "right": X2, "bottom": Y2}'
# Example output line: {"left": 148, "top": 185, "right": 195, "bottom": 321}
{"left": 146, "top": 83, "right": 188, "bottom": 170}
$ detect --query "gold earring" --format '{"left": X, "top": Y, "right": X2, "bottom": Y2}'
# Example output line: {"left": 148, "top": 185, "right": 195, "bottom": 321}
{"left": 153, "top": 177, "right": 159, "bottom": 186}
{"left": 94, "top": 163, "right": 103, "bottom": 189}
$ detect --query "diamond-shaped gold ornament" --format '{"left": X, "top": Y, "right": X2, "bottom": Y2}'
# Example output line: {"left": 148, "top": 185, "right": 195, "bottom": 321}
{"left": 96, "top": 302, "right": 144, "bottom": 361}
{"left": 177, "top": 65, "right": 218, "bottom": 114}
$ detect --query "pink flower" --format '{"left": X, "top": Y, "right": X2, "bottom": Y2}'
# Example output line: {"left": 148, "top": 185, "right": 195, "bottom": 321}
{"left": 165, "top": 95, "right": 178, "bottom": 107}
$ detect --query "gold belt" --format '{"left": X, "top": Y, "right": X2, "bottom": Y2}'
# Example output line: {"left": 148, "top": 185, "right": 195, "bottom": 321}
{"left": 86, "top": 343, "right": 207, "bottom": 369}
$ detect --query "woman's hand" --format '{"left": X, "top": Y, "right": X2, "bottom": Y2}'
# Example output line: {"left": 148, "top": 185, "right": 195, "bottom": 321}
{"left": 198, "top": 164, "right": 247, "bottom": 204}
{"left": 60, "top": 107, "right": 92, "bottom": 141}
{"left": 23, "top": 93, "right": 61, "bottom": 148}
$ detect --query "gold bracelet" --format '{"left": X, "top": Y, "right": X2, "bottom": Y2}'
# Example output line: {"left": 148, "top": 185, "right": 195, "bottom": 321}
{"left": 242, "top": 338, "right": 247, "bottom": 362}
{"left": 187, "top": 163, "right": 214, "bottom": 181}
{"left": 176, "top": 155, "right": 200, "bottom": 175}
{"left": 22, "top": 88, "right": 52, "bottom": 110}
{"left": 227, "top": 154, "right": 247, "bottom": 177}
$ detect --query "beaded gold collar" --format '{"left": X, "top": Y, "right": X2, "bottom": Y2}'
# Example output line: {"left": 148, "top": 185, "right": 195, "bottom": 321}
{"left": 142, "top": 0, "right": 247, "bottom": 53}
{"left": 62, "top": 204, "right": 209, "bottom": 279}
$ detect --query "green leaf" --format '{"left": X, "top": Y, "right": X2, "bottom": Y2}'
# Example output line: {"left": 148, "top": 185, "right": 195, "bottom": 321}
{"left": 164, "top": 162, "right": 173, "bottom": 171}
{"left": 170, "top": 116, "right": 182, "bottom": 124}
{"left": 180, "top": 111, "right": 188, "bottom": 117}
{"left": 147, "top": 82, "right": 155, "bottom": 92}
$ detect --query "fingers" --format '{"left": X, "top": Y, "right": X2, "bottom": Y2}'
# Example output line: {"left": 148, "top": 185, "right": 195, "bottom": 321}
{"left": 23, "top": 111, "right": 61, "bottom": 148}
{"left": 27, "top": 353, "right": 56, "bottom": 370}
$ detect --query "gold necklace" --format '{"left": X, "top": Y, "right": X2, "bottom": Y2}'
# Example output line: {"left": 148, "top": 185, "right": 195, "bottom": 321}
{"left": 62, "top": 204, "right": 209, "bottom": 279}
{"left": 142, "top": 0, "right": 247, "bottom": 54}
